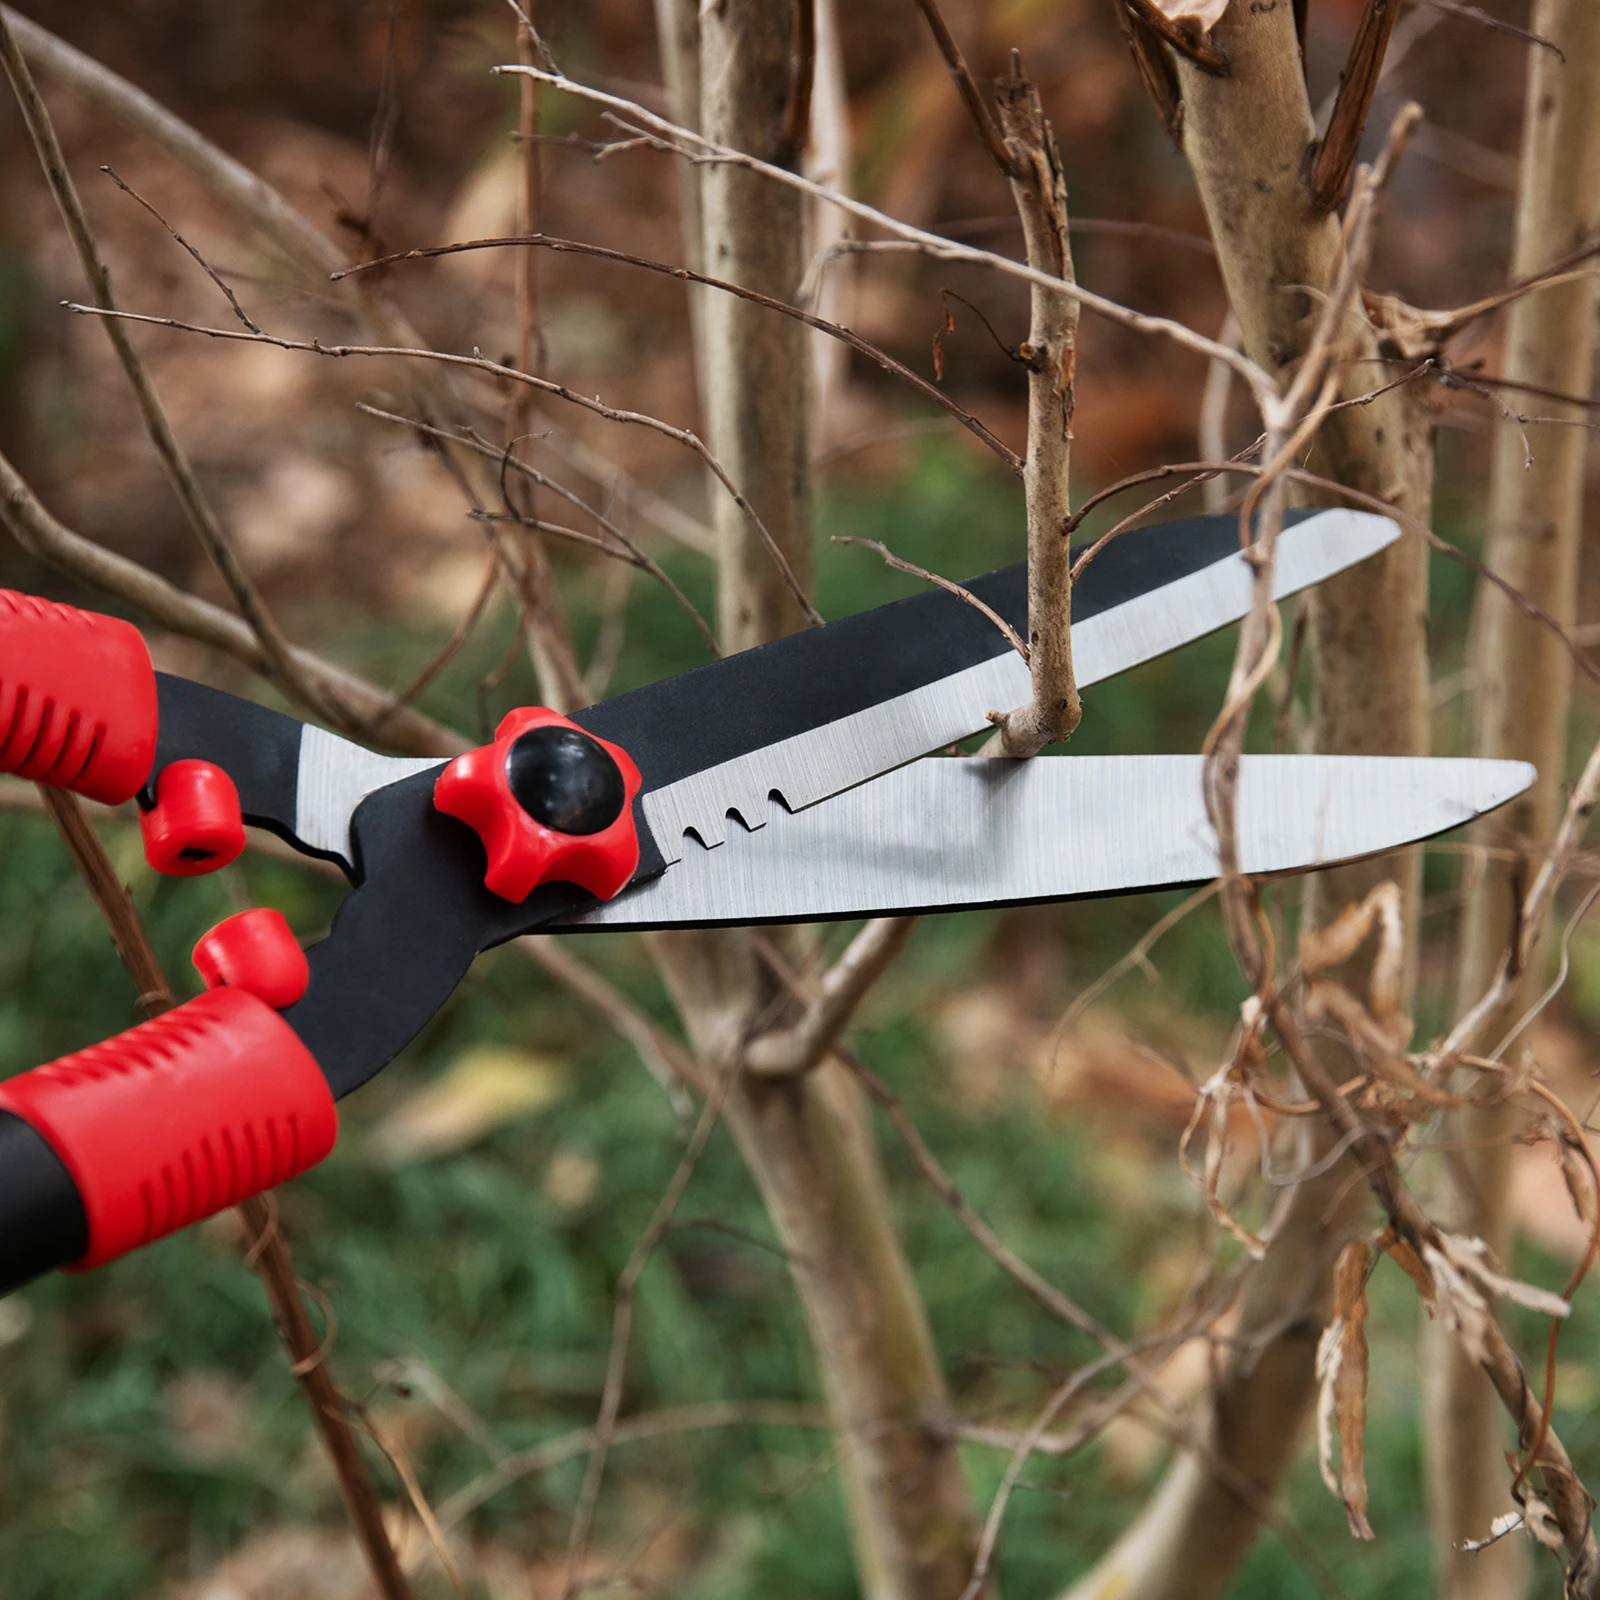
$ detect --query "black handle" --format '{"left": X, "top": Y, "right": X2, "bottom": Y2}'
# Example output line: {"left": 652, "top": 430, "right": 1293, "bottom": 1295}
{"left": 0, "top": 1110, "right": 88, "bottom": 1295}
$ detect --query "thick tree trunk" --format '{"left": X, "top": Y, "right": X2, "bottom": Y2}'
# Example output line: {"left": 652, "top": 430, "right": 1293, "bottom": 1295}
{"left": 1423, "top": 11, "right": 1600, "bottom": 1596}
{"left": 648, "top": 6, "right": 986, "bottom": 1596}
{"left": 1067, "top": 5, "right": 1431, "bottom": 1596}
{"left": 647, "top": 935, "right": 990, "bottom": 1600}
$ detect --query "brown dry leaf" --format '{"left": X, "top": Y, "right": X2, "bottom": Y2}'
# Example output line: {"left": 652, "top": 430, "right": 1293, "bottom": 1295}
{"left": 1304, "top": 979, "right": 1427, "bottom": 1096}
{"left": 1523, "top": 1495, "right": 1566, "bottom": 1551}
{"left": 164, "top": 1372, "right": 253, "bottom": 1466}
{"left": 1148, "top": 0, "right": 1230, "bottom": 26}
{"left": 1316, "top": 1242, "right": 1375, "bottom": 1540}
{"left": 1439, "top": 1232, "right": 1572, "bottom": 1318}
{"left": 1300, "top": 881, "right": 1411, "bottom": 1047}
{"left": 374, "top": 1047, "right": 566, "bottom": 1164}
{"left": 1560, "top": 1138, "right": 1598, "bottom": 1229}
{"left": 1420, "top": 1231, "right": 1569, "bottom": 1365}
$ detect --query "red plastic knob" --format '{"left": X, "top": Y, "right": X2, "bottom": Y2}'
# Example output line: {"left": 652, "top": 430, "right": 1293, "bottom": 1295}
{"left": 433, "top": 707, "right": 641, "bottom": 904}
{"left": 140, "top": 759, "right": 247, "bottom": 876}
{"left": 193, "top": 909, "right": 310, "bottom": 1010}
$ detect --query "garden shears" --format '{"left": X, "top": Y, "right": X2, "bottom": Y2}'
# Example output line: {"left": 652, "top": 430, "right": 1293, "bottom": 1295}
{"left": 0, "top": 508, "right": 1533, "bottom": 1294}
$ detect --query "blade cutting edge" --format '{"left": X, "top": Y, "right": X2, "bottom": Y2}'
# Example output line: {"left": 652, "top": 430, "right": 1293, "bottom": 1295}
{"left": 559, "top": 755, "right": 1533, "bottom": 929}
{"left": 629, "top": 509, "right": 1397, "bottom": 863}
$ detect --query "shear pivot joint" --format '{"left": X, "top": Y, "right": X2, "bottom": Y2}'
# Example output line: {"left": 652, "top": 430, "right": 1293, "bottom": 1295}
{"left": 433, "top": 707, "right": 642, "bottom": 904}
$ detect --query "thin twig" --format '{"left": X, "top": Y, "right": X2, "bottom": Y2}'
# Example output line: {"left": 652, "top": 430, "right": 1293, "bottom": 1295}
{"left": 1420, "top": 0, "right": 1565, "bottom": 58}
{"left": 745, "top": 918, "right": 916, "bottom": 1076}
{"left": 519, "top": 936, "right": 700, "bottom": 1113}
{"left": 35, "top": 788, "right": 174, "bottom": 1014}
{"left": 959, "top": 1351, "right": 1128, "bottom": 1600}
{"left": 502, "top": 9, "right": 586, "bottom": 717}
{"left": 357, "top": 404, "right": 719, "bottom": 655}
{"left": 36, "top": 789, "right": 411, "bottom": 1599}
{"left": 495, "top": 63, "right": 1274, "bottom": 403}
{"left": 911, "top": 0, "right": 1019, "bottom": 177}
{"left": 374, "top": 551, "right": 500, "bottom": 733}
{"left": 240, "top": 1197, "right": 416, "bottom": 1600}
{"left": 62, "top": 301, "right": 823, "bottom": 629}
{"left": 0, "top": 12, "right": 345, "bottom": 725}
{"left": 562, "top": 1061, "right": 738, "bottom": 1594}
{"left": 1050, "top": 882, "right": 1220, "bottom": 1047}
{"left": 100, "top": 164, "right": 261, "bottom": 331}
{"left": 0, "top": 445, "right": 462, "bottom": 758}
{"left": 350, "top": 1398, "right": 469, "bottom": 1598}
{"left": 336, "top": 233, "right": 1022, "bottom": 474}
{"left": 832, "top": 535, "right": 1028, "bottom": 658}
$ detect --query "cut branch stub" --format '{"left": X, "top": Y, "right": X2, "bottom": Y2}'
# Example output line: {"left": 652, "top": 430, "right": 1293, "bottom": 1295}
{"left": 987, "top": 59, "right": 1081, "bottom": 759}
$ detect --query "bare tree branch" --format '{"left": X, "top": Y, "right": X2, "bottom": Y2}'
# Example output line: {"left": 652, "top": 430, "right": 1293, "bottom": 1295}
{"left": 496, "top": 61, "right": 1275, "bottom": 402}
{"left": 562, "top": 1063, "right": 735, "bottom": 1594}
{"left": 62, "top": 301, "right": 822, "bottom": 629}
{"left": 0, "top": 446, "right": 462, "bottom": 758}
{"left": 746, "top": 918, "right": 915, "bottom": 1076}
{"left": 911, "top": 0, "right": 1019, "bottom": 177}
{"left": 1308, "top": 0, "right": 1403, "bottom": 211}
{"left": 986, "top": 58, "right": 1082, "bottom": 758}
{"left": 0, "top": 9, "right": 345, "bottom": 725}
{"left": 36, "top": 791, "right": 413, "bottom": 1599}
{"left": 337, "top": 234, "right": 1022, "bottom": 473}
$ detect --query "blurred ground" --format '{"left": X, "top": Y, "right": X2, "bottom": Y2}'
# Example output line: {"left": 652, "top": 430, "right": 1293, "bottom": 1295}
{"left": 0, "top": 2, "right": 1597, "bottom": 1598}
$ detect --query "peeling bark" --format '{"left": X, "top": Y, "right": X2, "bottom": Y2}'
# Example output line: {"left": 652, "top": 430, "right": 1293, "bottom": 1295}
{"left": 1425, "top": 9, "right": 1600, "bottom": 1595}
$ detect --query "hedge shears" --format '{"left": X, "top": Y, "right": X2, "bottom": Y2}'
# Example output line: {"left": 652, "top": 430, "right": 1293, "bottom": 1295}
{"left": 0, "top": 508, "right": 1532, "bottom": 1294}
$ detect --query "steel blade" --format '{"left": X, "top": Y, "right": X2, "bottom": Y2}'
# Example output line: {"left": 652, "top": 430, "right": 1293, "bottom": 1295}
{"left": 558, "top": 755, "right": 1532, "bottom": 929}
{"left": 575, "top": 508, "right": 1397, "bottom": 865}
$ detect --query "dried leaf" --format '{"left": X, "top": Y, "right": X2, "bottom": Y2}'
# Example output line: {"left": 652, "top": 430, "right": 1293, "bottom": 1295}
{"left": 1560, "top": 1139, "right": 1597, "bottom": 1230}
{"left": 1316, "top": 1243, "right": 1375, "bottom": 1539}
{"left": 1299, "top": 882, "right": 1411, "bottom": 1046}
{"left": 1382, "top": 1231, "right": 1435, "bottom": 1302}
{"left": 375, "top": 1046, "right": 566, "bottom": 1163}
{"left": 1423, "top": 1232, "right": 1570, "bottom": 1366}
{"left": 1148, "top": 0, "right": 1230, "bottom": 27}
{"left": 1523, "top": 1495, "right": 1565, "bottom": 1551}
{"left": 1457, "top": 1510, "right": 1524, "bottom": 1553}
{"left": 1422, "top": 1239, "right": 1495, "bottom": 1363}
{"left": 1440, "top": 1232, "right": 1571, "bottom": 1320}
{"left": 1304, "top": 979, "right": 1426, "bottom": 1095}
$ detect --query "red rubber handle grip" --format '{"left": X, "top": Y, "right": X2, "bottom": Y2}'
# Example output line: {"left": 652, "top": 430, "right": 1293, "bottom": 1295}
{"left": 0, "top": 988, "right": 336, "bottom": 1269}
{"left": 0, "top": 588, "right": 158, "bottom": 805}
